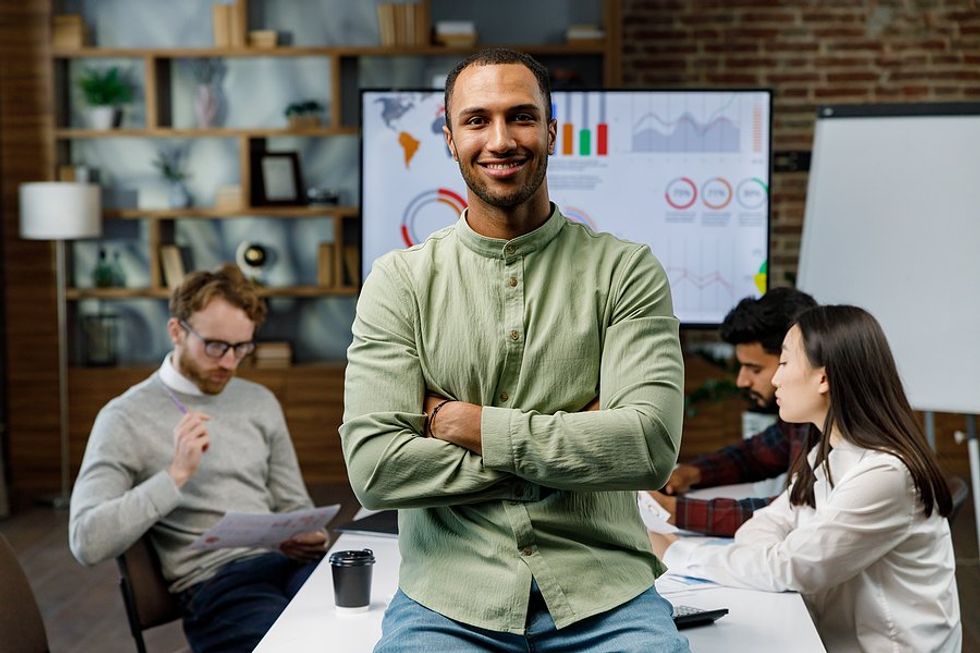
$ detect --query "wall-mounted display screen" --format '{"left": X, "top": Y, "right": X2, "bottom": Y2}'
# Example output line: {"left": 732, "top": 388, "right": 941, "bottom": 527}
{"left": 361, "top": 89, "right": 772, "bottom": 326}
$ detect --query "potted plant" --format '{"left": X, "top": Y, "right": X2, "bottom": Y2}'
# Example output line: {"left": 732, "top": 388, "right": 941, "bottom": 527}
{"left": 153, "top": 146, "right": 191, "bottom": 208}
{"left": 284, "top": 99, "right": 325, "bottom": 129}
{"left": 78, "top": 66, "right": 133, "bottom": 130}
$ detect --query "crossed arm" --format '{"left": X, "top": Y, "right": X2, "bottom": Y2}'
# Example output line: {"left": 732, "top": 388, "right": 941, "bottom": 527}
{"left": 340, "top": 250, "right": 684, "bottom": 510}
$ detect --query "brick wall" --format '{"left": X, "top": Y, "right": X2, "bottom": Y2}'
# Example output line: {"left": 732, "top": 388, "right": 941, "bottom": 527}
{"left": 622, "top": 1, "right": 977, "bottom": 474}
{"left": 622, "top": 0, "right": 980, "bottom": 285}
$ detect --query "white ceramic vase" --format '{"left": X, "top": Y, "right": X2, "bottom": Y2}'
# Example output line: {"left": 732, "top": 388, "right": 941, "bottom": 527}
{"left": 194, "top": 84, "right": 219, "bottom": 128}
{"left": 86, "top": 105, "right": 118, "bottom": 130}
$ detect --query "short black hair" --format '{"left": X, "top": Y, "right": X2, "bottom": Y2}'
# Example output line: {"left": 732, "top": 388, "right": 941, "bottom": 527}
{"left": 719, "top": 287, "right": 817, "bottom": 354}
{"left": 444, "top": 48, "right": 552, "bottom": 131}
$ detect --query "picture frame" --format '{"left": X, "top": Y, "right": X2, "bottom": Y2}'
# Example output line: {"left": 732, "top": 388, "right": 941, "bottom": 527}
{"left": 251, "top": 151, "right": 304, "bottom": 206}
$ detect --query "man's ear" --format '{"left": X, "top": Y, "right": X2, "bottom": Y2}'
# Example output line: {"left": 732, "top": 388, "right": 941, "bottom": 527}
{"left": 443, "top": 124, "right": 458, "bottom": 161}
{"left": 547, "top": 118, "right": 557, "bottom": 155}
{"left": 167, "top": 317, "right": 183, "bottom": 347}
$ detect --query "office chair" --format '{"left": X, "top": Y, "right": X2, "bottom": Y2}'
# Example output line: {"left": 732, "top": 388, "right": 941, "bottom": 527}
{"left": 0, "top": 532, "right": 49, "bottom": 653}
{"left": 947, "top": 475, "right": 969, "bottom": 525}
{"left": 116, "top": 534, "right": 184, "bottom": 653}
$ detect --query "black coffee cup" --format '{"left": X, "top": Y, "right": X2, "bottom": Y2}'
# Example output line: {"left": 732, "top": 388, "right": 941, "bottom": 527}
{"left": 329, "top": 548, "right": 375, "bottom": 612}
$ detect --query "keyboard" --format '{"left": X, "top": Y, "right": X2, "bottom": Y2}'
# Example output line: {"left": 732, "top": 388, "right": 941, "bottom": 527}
{"left": 672, "top": 604, "right": 729, "bottom": 630}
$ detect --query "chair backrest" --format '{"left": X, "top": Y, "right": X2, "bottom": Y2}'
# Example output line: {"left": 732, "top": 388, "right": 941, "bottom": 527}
{"left": 0, "top": 532, "right": 49, "bottom": 653}
{"left": 116, "top": 533, "right": 183, "bottom": 653}
{"left": 947, "top": 475, "right": 970, "bottom": 525}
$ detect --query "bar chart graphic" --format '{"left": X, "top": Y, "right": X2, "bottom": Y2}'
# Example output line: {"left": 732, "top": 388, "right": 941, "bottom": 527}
{"left": 555, "top": 93, "right": 609, "bottom": 157}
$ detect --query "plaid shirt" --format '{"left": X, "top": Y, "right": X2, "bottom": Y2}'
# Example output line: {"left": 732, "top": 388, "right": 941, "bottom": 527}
{"left": 674, "top": 419, "right": 814, "bottom": 537}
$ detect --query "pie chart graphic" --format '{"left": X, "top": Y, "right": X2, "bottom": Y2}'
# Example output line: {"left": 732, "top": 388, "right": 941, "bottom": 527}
{"left": 401, "top": 188, "right": 467, "bottom": 246}
{"left": 563, "top": 206, "right": 597, "bottom": 230}
{"left": 755, "top": 260, "right": 767, "bottom": 294}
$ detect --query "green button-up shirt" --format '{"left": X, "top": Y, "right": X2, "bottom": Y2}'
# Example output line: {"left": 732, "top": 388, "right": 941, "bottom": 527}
{"left": 341, "top": 205, "right": 684, "bottom": 633}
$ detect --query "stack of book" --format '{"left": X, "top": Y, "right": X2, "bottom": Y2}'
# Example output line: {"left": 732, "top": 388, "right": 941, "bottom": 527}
{"left": 52, "top": 14, "right": 88, "bottom": 49}
{"left": 434, "top": 20, "right": 477, "bottom": 47}
{"left": 377, "top": 2, "right": 429, "bottom": 47}
{"left": 565, "top": 24, "right": 605, "bottom": 46}
{"left": 212, "top": 0, "right": 247, "bottom": 48}
{"left": 253, "top": 341, "right": 292, "bottom": 369}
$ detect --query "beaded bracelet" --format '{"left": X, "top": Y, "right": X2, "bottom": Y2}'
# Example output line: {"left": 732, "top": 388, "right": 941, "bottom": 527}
{"left": 427, "top": 399, "right": 453, "bottom": 437}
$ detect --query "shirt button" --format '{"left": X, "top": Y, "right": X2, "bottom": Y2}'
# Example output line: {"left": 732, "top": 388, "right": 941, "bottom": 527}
{"left": 509, "top": 329, "right": 520, "bottom": 341}
{"left": 500, "top": 391, "right": 509, "bottom": 402}
{"left": 508, "top": 276, "right": 518, "bottom": 287}
{"left": 520, "top": 547, "right": 533, "bottom": 557}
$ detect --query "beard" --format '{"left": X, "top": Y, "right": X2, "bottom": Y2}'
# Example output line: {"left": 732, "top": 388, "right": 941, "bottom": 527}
{"left": 747, "top": 390, "right": 779, "bottom": 414}
{"left": 175, "top": 348, "right": 233, "bottom": 395}
{"left": 457, "top": 151, "right": 549, "bottom": 209}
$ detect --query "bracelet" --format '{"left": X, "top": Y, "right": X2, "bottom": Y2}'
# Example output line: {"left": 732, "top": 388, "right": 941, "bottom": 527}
{"left": 427, "top": 399, "right": 453, "bottom": 437}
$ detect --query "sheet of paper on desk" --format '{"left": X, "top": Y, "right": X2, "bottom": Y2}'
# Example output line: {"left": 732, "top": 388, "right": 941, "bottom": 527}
{"left": 655, "top": 572, "right": 719, "bottom": 595}
{"left": 637, "top": 491, "right": 679, "bottom": 534}
{"left": 190, "top": 504, "right": 341, "bottom": 550}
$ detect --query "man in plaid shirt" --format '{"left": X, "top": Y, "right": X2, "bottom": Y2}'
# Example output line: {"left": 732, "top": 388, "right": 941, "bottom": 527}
{"left": 650, "top": 288, "right": 817, "bottom": 537}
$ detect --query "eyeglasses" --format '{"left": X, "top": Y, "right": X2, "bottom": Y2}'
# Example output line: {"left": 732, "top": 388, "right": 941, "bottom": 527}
{"left": 179, "top": 320, "right": 255, "bottom": 360}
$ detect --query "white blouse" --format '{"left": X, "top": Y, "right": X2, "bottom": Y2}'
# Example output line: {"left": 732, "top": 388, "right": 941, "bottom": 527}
{"left": 663, "top": 438, "right": 961, "bottom": 653}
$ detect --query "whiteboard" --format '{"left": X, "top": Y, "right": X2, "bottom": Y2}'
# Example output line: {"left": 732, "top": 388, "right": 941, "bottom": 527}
{"left": 798, "top": 104, "right": 980, "bottom": 414}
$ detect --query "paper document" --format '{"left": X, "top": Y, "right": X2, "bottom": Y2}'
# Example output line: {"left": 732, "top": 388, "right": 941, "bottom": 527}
{"left": 637, "top": 491, "right": 679, "bottom": 534}
{"left": 190, "top": 504, "right": 341, "bottom": 550}
{"left": 655, "top": 572, "right": 719, "bottom": 595}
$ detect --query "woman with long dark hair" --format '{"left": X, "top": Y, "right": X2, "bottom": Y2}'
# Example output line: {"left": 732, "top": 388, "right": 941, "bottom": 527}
{"left": 651, "top": 305, "right": 960, "bottom": 652}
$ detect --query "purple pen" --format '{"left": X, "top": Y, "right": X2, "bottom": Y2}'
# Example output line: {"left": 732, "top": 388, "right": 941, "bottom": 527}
{"left": 164, "top": 386, "right": 188, "bottom": 414}
{"left": 164, "top": 386, "right": 210, "bottom": 452}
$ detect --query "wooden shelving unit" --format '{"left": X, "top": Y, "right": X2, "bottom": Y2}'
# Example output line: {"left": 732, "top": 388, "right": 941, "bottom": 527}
{"left": 51, "top": 0, "right": 623, "bottom": 341}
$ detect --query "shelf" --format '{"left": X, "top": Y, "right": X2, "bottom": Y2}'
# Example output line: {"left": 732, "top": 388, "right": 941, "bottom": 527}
{"left": 67, "top": 285, "right": 358, "bottom": 300}
{"left": 54, "top": 126, "right": 360, "bottom": 139}
{"left": 103, "top": 205, "right": 359, "bottom": 219}
{"left": 52, "top": 43, "right": 608, "bottom": 59}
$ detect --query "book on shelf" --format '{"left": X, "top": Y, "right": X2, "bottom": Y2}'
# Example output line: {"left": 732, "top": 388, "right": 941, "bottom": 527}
{"left": 317, "top": 243, "right": 335, "bottom": 287}
{"left": 434, "top": 20, "right": 477, "bottom": 47}
{"left": 159, "top": 245, "right": 185, "bottom": 291}
{"left": 253, "top": 341, "right": 292, "bottom": 369}
{"left": 248, "top": 30, "right": 278, "bottom": 49}
{"left": 377, "top": 2, "right": 428, "bottom": 46}
{"left": 52, "top": 14, "right": 88, "bottom": 49}
{"left": 342, "top": 244, "right": 360, "bottom": 288}
{"left": 565, "top": 24, "right": 605, "bottom": 46}
{"left": 212, "top": 4, "right": 231, "bottom": 47}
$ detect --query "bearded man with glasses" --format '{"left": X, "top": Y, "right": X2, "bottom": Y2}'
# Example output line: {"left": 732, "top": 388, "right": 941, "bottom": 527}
{"left": 70, "top": 264, "right": 326, "bottom": 653}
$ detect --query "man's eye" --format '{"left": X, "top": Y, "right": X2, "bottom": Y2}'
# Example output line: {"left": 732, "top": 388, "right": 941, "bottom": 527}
{"left": 514, "top": 113, "right": 534, "bottom": 122}
{"left": 466, "top": 116, "right": 486, "bottom": 126}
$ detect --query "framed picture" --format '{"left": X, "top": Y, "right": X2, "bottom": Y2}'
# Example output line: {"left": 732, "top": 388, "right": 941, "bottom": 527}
{"left": 252, "top": 151, "right": 304, "bottom": 206}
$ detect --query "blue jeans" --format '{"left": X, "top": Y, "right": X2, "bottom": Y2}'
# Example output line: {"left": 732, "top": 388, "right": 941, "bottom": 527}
{"left": 177, "top": 552, "right": 318, "bottom": 653}
{"left": 374, "top": 582, "right": 690, "bottom": 652}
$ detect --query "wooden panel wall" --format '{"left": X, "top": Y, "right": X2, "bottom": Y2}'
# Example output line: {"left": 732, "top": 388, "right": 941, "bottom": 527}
{"left": 0, "top": 2, "right": 62, "bottom": 506}
{"left": 68, "top": 364, "right": 350, "bottom": 489}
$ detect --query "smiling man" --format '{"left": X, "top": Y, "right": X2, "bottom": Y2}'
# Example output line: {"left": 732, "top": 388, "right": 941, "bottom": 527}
{"left": 341, "top": 49, "right": 688, "bottom": 651}
{"left": 70, "top": 264, "right": 326, "bottom": 653}
{"left": 650, "top": 288, "right": 818, "bottom": 537}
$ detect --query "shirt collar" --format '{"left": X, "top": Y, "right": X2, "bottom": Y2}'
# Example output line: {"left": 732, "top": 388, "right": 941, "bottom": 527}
{"left": 159, "top": 353, "right": 204, "bottom": 396}
{"left": 455, "top": 203, "right": 565, "bottom": 260}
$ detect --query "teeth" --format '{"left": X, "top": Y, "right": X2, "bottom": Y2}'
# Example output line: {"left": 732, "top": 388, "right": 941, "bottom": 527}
{"left": 485, "top": 162, "right": 522, "bottom": 169}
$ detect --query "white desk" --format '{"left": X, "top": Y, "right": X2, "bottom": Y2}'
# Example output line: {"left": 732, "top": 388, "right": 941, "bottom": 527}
{"left": 255, "top": 532, "right": 825, "bottom": 652}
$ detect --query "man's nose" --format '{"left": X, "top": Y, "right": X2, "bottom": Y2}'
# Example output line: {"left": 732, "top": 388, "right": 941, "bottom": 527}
{"left": 735, "top": 369, "right": 751, "bottom": 387}
{"left": 488, "top": 119, "right": 516, "bottom": 152}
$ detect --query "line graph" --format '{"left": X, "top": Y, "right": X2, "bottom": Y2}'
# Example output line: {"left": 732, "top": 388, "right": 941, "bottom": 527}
{"left": 632, "top": 94, "right": 746, "bottom": 154}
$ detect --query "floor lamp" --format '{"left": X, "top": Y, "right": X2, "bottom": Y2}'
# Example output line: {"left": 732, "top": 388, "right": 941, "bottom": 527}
{"left": 19, "top": 182, "right": 102, "bottom": 509}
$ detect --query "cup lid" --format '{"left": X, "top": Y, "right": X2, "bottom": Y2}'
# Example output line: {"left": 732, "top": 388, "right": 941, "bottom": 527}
{"left": 329, "top": 548, "right": 375, "bottom": 566}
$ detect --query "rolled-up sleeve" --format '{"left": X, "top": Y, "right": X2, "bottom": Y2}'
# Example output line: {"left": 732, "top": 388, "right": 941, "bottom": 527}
{"left": 341, "top": 258, "right": 526, "bottom": 510}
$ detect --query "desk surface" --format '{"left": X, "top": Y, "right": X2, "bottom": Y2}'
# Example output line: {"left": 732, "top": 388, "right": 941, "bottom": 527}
{"left": 256, "top": 532, "right": 825, "bottom": 652}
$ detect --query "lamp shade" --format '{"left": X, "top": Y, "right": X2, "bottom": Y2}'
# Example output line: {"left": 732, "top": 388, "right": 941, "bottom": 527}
{"left": 19, "top": 182, "right": 101, "bottom": 240}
